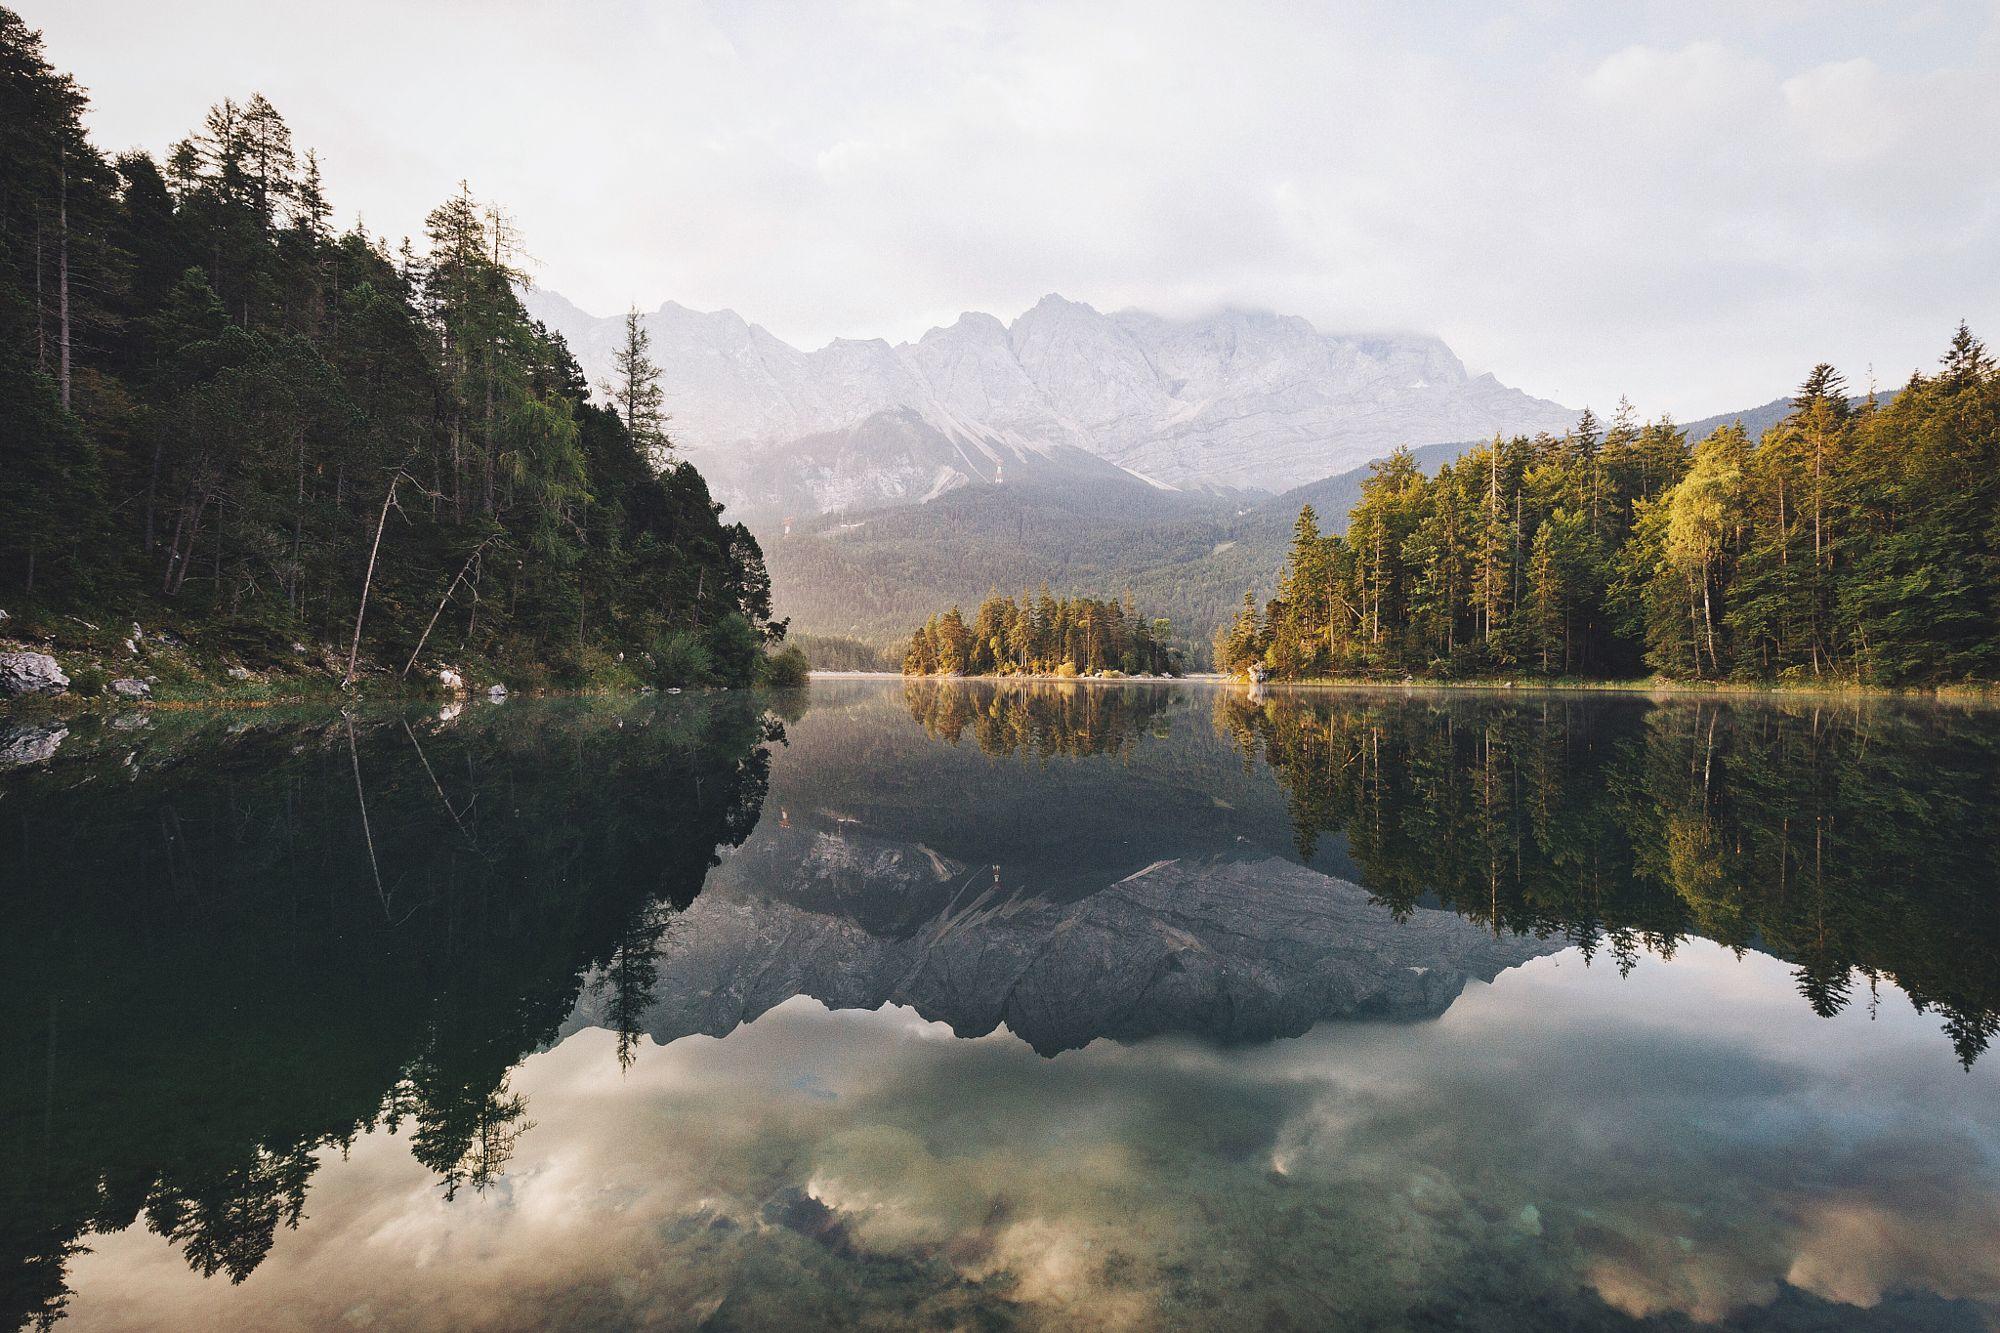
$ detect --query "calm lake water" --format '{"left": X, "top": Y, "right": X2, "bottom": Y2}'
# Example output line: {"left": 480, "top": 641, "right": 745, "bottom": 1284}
{"left": 5, "top": 679, "right": 1999, "bottom": 1330}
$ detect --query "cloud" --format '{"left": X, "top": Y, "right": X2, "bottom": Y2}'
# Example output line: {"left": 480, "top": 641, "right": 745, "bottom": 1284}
{"left": 31, "top": 0, "right": 2000, "bottom": 416}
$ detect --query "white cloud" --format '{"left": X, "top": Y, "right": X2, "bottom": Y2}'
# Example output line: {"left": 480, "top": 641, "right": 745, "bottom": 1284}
{"left": 29, "top": 0, "right": 2000, "bottom": 417}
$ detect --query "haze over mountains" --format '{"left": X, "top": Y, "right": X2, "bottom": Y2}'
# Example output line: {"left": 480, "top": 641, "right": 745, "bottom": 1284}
{"left": 523, "top": 288, "right": 1578, "bottom": 518}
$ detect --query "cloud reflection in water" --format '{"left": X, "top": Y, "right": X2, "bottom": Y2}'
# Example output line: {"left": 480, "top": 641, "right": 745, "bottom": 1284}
{"left": 63, "top": 939, "right": 2000, "bottom": 1331}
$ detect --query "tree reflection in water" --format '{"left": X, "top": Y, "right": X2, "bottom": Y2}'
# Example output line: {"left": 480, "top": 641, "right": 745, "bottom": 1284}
{"left": 1213, "top": 690, "right": 2000, "bottom": 1067}
{"left": 7, "top": 682, "right": 2000, "bottom": 1328}
{"left": 0, "top": 695, "right": 778, "bottom": 1328}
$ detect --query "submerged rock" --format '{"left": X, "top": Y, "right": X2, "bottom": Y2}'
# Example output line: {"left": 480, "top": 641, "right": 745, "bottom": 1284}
{"left": 0, "top": 651, "right": 67, "bottom": 697}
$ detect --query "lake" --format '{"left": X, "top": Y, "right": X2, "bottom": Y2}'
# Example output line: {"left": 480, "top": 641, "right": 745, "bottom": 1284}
{"left": 4, "top": 679, "right": 1998, "bottom": 1330}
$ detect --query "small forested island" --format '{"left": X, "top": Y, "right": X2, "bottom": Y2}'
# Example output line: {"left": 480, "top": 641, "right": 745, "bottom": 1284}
{"left": 1218, "top": 338, "right": 2000, "bottom": 689}
{"left": 902, "top": 591, "right": 1181, "bottom": 677}
{"left": 0, "top": 9, "right": 805, "bottom": 702}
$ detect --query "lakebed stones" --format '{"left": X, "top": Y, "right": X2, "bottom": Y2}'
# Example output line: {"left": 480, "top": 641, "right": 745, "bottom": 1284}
{"left": 0, "top": 651, "right": 68, "bottom": 698}
{"left": 110, "top": 678, "right": 151, "bottom": 699}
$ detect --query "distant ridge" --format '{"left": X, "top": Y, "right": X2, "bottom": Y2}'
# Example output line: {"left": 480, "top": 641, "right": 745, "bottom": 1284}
{"left": 522, "top": 287, "right": 1577, "bottom": 515}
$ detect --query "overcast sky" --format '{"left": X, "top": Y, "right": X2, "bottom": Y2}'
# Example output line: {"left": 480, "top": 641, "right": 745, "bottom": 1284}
{"left": 31, "top": 0, "right": 2000, "bottom": 416}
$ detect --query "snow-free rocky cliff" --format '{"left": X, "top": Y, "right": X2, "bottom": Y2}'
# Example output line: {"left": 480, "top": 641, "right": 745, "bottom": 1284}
{"left": 523, "top": 288, "right": 1576, "bottom": 518}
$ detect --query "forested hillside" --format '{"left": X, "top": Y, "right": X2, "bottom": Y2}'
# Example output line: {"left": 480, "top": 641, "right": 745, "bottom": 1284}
{"left": 0, "top": 8, "right": 777, "bottom": 693}
{"left": 1220, "top": 346, "right": 1999, "bottom": 686}
{"left": 762, "top": 397, "right": 1852, "bottom": 669}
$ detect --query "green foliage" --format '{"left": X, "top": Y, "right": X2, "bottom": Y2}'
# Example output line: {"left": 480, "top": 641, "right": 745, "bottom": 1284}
{"left": 0, "top": 12, "right": 771, "bottom": 686}
{"left": 903, "top": 589, "right": 1181, "bottom": 677}
{"left": 649, "top": 629, "right": 713, "bottom": 688}
{"left": 66, "top": 666, "right": 107, "bottom": 697}
{"left": 758, "top": 644, "right": 811, "bottom": 688}
{"left": 704, "top": 613, "right": 764, "bottom": 687}
{"left": 1248, "top": 333, "right": 1999, "bottom": 686}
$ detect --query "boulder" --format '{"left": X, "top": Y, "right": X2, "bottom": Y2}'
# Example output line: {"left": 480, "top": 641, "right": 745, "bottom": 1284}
{"left": 225, "top": 665, "right": 252, "bottom": 681}
{"left": 0, "top": 651, "right": 68, "bottom": 698}
{"left": 436, "top": 667, "right": 466, "bottom": 693}
{"left": 485, "top": 683, "right": 508, "bottom": 701}
{"left": 110, "top": 678, "right": 151, "bottom": 699}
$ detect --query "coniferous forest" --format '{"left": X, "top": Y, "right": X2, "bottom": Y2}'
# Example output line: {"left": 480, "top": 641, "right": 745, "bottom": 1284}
{"left": 902, "top": 590, "right": 1181, "bottom": 677}
{"left": 1220, "top": 342, "right": 2000, "bottom": 686}
{"left": 0, "top": 9, "right": 782, "bottom": 692}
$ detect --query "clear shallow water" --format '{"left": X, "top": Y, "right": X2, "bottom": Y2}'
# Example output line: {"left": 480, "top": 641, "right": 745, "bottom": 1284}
{"left": 5, "top": 681, "right": 1999, "bottom": 1330}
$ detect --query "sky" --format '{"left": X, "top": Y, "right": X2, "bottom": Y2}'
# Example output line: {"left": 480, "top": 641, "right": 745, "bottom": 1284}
{"left": 29, "top": 0, "right": 2000, "bottom": 416}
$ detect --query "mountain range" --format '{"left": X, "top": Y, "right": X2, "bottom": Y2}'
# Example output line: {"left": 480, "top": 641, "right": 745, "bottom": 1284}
{"left": 521, "top": 288, "right": 1578, "bottom": 517}
{"left": 525, "top": 288, "right": 1811, "bottom": 660}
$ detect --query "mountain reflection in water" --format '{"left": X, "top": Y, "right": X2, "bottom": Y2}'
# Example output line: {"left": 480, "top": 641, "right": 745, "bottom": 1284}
{"left": 5, "top": 679, "right": 1999, "bottom": 1331}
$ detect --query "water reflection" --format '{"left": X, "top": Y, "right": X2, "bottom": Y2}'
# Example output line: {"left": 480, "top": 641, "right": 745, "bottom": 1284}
{"left": 6, "top": 680, "right": 2000, "bottom": 1330}
{"left": 1, "top": 696, "right": 779, "bottom": 1328}
{"left": 1213, "top": 690, "right": 2000, "bottom": 1067}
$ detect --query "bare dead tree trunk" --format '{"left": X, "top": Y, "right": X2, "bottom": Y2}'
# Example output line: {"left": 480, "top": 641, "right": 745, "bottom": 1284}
{"left": 402, "top": 539, "right": 490, "bottom": 678}
{"left": 345, "top": 471, "right": 404, "bottom": 688}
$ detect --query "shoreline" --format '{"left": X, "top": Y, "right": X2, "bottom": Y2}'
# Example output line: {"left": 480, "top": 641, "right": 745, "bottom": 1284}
{"left": 836, "top": 670, "right": 2000, "bottom": 703}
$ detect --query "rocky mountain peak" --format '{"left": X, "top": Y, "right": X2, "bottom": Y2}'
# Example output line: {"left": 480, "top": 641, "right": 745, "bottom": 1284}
{"left": 522, "top": 285, "right": 1577, "bottom": 513}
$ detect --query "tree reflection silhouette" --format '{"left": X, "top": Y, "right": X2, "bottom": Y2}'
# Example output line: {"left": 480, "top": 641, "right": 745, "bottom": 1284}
{"left": 0, "top": 696, "right": 775, "bottom": 1328}
{"left": 1214, "top": 690, "right": 2000, "bottom": 1068}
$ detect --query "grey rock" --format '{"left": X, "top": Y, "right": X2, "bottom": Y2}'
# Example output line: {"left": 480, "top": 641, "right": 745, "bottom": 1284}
{"left": 110, "top": 712, "right": 150, "bottom": 730}
{"left": 0, "top": 722, "right": 67, "bottom": 767}
{"left": 0, "top": 651, "right": 68, "bottom": 697}
{"left": 523, "top": 288, "right": 1578, "bottom": 515}
{"left": 109, "top": 678, "right": 151, "bottom": 699}
{"left": 486, "top": 683, "right": 508, "bottom": 700}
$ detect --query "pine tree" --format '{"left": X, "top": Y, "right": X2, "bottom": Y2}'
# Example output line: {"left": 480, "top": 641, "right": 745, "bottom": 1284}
{"left": 608, "top": 304, "right": 669, "bottom": 466}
